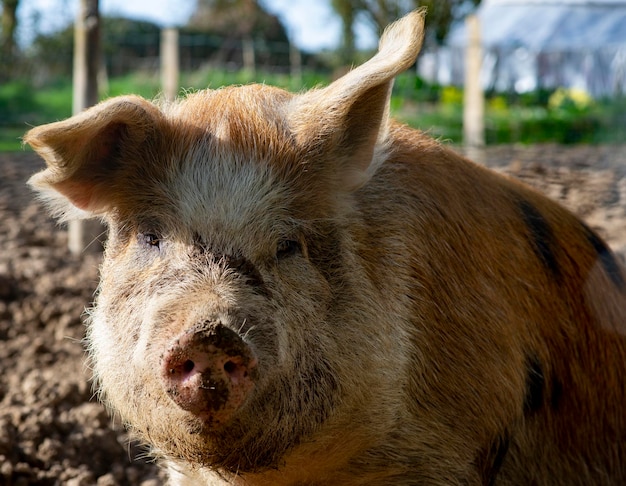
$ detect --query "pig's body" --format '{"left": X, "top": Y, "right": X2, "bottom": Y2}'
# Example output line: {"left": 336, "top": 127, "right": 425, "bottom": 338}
{"left": 25, "top": 10, "right": 626, "bottom": 485}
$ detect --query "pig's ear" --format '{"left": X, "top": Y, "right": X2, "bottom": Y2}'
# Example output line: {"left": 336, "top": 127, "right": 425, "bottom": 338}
{"left": 24, "top": 95, "right": 164, "bottom": 220}
{"left": 290, "top": 9, "right": 425, "bottom": 191}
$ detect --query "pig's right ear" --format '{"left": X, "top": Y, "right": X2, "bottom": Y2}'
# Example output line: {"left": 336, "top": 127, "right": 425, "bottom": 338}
{"left": 289, "top": 9, "right": 425, "bottom": 192}
{"left": 24, "top": 95, "right": 164, "bottom": 220}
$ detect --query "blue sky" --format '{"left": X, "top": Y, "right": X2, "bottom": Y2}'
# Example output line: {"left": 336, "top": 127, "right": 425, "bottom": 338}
{"left": 16, "top": 0, "right": 377, "bottom": 51}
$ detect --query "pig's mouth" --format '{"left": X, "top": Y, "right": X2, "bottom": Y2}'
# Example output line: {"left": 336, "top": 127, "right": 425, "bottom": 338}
{"left": 160, "top": 321, "right": 258, "bottom": 427}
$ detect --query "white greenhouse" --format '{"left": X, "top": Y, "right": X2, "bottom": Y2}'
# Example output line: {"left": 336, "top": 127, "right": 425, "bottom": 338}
{"left": 418, "top": 0, "right": 626, "bottom": 97}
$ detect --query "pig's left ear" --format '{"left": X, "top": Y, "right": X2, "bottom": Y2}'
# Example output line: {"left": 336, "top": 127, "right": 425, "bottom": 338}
{"left": 24, "top": 95, "right": 164, "bottom": 220}
{"left": 290, "top": 9, "right": 425, "bottom": 191}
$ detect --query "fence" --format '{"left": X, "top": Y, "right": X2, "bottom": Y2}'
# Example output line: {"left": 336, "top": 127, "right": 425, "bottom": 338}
{"left": 3, "top": 30, "right": 314, "bottom": 89}
{"left": 99, "top": 32, "right": 303, "bottom": 77}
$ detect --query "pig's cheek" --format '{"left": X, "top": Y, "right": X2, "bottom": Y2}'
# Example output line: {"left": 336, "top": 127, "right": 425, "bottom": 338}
{"left": 130, "top": 298, "right": 169, "bottom": 362}
{"left": 269, "top": 266, "right": 334, "bottom": 363}
{"left": 89, "top": 306, "right": 175, "bottom": 429}
{"left": 88, "top": 274, "right": 161, "bottom": 387}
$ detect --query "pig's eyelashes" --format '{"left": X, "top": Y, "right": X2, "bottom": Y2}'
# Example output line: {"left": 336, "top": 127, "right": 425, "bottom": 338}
{"left": 276, "top": 239, "right": 301, "bottom": 259}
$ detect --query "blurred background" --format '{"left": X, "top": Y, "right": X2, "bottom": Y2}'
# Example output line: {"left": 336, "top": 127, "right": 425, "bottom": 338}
{"left": 2, "top": 0, "right": 626, "bottom": 151}
{"left": 1, "top": 2, "right": 626, "bottom": 484}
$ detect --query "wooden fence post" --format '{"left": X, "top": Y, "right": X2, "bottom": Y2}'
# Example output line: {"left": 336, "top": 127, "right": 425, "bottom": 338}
{"left": 289, "top": 40, "right": 302, "bottom": 87}
{"left": 463, "top": 14, "right": 485, "bottom": 162}
{"left": 69, "top": 0, "right": 103, "bottom": 255}
{"left": 161, "top": 28, "right": 179, "bottom": 102}
{"left": 242, "top": 36, "right": 256, "bottom": 75}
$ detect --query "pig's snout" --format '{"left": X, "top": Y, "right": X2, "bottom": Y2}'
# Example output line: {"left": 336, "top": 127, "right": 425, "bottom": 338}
{"left": 161, "top": 321, "right": 257, "bottom": 425}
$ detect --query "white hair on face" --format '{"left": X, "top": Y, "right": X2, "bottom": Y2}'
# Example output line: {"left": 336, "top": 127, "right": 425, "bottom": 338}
{"left": 166, "top": 135, "right": 298, "bottom": 254}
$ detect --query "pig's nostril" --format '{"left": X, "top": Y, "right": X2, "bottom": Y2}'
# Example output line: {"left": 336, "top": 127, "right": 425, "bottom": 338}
{"left": 223, "top": 360, "right": 237, "bottom": 375}
{"left": 182, "top": 360, "right": 195, "bottom": 374}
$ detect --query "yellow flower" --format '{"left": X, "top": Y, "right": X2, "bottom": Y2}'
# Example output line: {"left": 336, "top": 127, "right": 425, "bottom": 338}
{"left": 548, "top": 87, "right": 593, "bottom": 110}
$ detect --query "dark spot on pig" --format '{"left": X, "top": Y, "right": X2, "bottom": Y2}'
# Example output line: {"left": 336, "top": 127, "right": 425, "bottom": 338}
{"left": 524, "top": 354, "right": 545, "bottom": 416}
{"left": 580, "top": 222, "right": 625, "bottom": 291}
{"left": 550, "top": 375, "right": 563, "bottom": 411}
{"left": 517, "top": 199, "right": 561, "bottom": 281}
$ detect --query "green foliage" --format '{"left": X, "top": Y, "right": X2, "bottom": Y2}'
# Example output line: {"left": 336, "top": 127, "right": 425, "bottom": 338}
{"left": 483, "top": 101, "right": 599, "bottom": 145}
{"left": 0, "top": 82, "right": 38, "bottom": 121}
{"left": 0, "top": 126, "right": 25, "bottom": 151}
{"left": 440, "top": 85, "right": 464, "bottom": 106}
{"left": 392, "top": 74, "right": 625, "bottom": 145}
{"left": 0, "top": 80, "right": 72, "bottom": 151}
{"left": 480, "top": 86, "right": 618, "bottom": 144}
{"left": 0, "top": 80, "right": 71, "bottom": 124}
{"left": 27, "top": 16, "right": 164, "bottom": 81}
{"left": 189, "top": 0, "right": 289, "bottom": 43}
{"left": 104, "top": 73, "right": 162, "bottom": 99}
{"left": 28, "top": 25, "right": 74, "bottom": 80}
{"left": 2, "top": 71, "right": 625, "bottom": 152}
{"left": 393, "top": 73, "right": 441, "bottom": 103}
{"left": 329, "top": 0, "right": 482, "bottom": 66}
{"left": 0, "top": 69, "right": 331, "bottom": 151}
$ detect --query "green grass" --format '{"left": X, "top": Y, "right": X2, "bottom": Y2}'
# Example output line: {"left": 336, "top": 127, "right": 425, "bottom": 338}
{"left": 2, "top": 71, "right": 625, "bottom": 152}
{"left": 181, "top": 67, "right": 331, "bottom": 92}
{"left": 392, "top": 78, "right": 626, "bottom": 145}
{"left": 99, "top": 68, "right": 332, "bottom": 101}
{"left": 103, "top": 72, "right": 163, "bottom": 99}
{"left": 394, "top": 101, "right": 463, "bottom": 143}
{"left": 0, "top": 80, "right": 73, "bottom": 151}
{"left": 1, "top": 69, "right": 332, "bottom": 151}
{"left": 0, "top": 126, "right": 28, "bottom": 151}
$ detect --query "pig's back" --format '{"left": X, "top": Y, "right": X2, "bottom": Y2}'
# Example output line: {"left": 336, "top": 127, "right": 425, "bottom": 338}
{"left": 354, "top": 122, "right": 626, "bottom": 484}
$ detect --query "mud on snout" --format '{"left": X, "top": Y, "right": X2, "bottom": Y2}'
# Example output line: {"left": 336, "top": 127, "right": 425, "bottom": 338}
{"left": 160, "top": 320, "right": 259, "bottom": 427}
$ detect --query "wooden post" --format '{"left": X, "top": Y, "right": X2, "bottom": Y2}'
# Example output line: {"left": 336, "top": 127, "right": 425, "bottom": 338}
{"left": 161, "top": 28, "right": 179, "bottom": 102}
{"left": 463, "top": 14, "right": 485, "bottom": 162}
{"left": 73, "top": 0, "right": 99, "bottom": 115}
{"left": 69, "top": 0, "right": 102, "bottom": 255}
{"left": 289, "top": 41, "right": 302, "bottom": 88}
{"left": 242, "top": 36, "right": 256, "bottom": 75}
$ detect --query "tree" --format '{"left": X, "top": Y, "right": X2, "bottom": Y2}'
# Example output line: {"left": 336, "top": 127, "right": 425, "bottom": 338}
{"left": 186, "top": 0, "right": 291, "bottom": 70}
{"left": 1, "top": 0, "right": 20, "bottom": 78}
{"left": 418, "top": 0, "right": 482, "bottom": 45}
{"left": 330, "top": 0, "right": 481, "bottom": 64}
{"left": 188, "top": 0, "right": 288, "bottom": 42}
{"left": 331, "top": 0, "right": 357, "bottom": 65}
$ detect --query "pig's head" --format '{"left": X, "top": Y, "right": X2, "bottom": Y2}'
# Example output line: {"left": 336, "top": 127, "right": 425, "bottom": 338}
{"left": 25, "top": 11, "right": 425, "bottom": 476}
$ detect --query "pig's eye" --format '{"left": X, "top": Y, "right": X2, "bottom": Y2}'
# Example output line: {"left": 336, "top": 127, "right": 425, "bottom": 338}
{"left": 276, "top": 239, "right": 301, "bottom": 259}
{"left": 139, "top": 233, "right": 162, "bottom": 250}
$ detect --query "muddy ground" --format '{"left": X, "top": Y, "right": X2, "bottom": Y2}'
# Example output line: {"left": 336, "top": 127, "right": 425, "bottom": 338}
{"left": 1, "top": 145, "right": 625, "bottom": 485}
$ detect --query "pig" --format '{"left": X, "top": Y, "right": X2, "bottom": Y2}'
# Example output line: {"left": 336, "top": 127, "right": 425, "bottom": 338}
{"left": 24, "top": 9, "right": 626, "bottom": 486}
